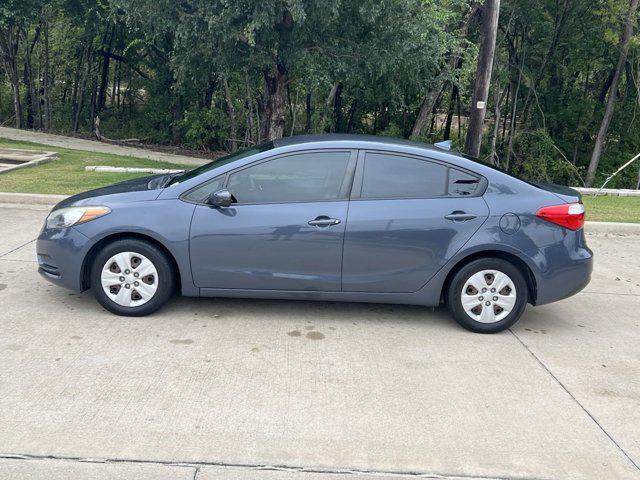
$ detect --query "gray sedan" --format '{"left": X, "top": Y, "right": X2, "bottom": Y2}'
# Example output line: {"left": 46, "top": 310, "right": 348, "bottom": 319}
{"left": 37, "top": 135, "right": 592, "bottom": 333}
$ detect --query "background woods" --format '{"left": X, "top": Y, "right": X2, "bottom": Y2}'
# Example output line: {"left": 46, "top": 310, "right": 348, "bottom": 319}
{"left": 1, "top": 0, "right": 640, "bottom": 188}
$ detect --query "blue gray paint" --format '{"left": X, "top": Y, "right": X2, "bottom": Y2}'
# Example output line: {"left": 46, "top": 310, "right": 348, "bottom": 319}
{"left": 37, "top": 134, "right": 593, "bottom": 307}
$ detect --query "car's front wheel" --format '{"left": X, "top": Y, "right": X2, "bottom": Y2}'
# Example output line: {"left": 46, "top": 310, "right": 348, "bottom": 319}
{"left": 90, "top": 239, "right": 175, "bottom": 316}
{"left": 446, "top": 258, "right": 528, "bottom": 333}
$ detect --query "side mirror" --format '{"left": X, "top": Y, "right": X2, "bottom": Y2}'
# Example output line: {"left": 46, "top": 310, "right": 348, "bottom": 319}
{"left": 207, "top": 188, "right": 233, "bottom": 208}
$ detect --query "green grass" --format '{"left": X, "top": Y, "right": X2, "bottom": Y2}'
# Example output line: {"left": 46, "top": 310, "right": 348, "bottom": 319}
{"left": 582, "top": 195, "right": 640, "bottom": 223}
{"left": 0, "top": 138, "right": 189, "bottom": 195}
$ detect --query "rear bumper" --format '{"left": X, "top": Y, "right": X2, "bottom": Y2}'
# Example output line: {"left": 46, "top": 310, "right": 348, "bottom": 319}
{"left": 36, "top": 226, "right": 90, "bottom": 291}
{"left": 528, "top": 238, "right": 593, "bottom": 306}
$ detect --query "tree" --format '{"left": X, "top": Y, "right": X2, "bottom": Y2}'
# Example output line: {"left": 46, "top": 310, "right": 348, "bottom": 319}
{"left": 464, "top": 0, "right": 501, "bottom": 157}
{"left": 585, "top": 0, "right": 640, "bottom": 186}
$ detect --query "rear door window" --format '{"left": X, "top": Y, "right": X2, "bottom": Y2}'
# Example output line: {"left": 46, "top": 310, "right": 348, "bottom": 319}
{"left": 360, "top": 152, "right": 447, "bottom": 199}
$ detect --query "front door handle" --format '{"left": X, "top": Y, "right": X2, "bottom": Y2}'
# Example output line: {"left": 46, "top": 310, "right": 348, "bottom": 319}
{"left": 444, "top": 211, "right": 477, "bottom": 222}
{"left": 308, "top": 215, "right": 341, "bottom": 227}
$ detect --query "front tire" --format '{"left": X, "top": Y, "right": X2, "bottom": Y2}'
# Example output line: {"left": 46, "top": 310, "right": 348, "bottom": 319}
{"left": 446, "top": 258, "right": 528, "bottom": 333}
{"left": 90, "top": 239, "right": 175, "bottom": 316}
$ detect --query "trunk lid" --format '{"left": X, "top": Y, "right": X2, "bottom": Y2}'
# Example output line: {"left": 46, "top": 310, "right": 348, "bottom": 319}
{"left": 532, "top": 182, "right": 582, "bottom": 204}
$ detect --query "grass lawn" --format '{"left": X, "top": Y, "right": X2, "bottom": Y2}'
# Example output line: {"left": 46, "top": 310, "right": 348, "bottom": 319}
{"left": 582, "top": 195, "right": 640, "bottom": 223}
{"left": 0, "top": 138, "right": 191, "bottom": 195}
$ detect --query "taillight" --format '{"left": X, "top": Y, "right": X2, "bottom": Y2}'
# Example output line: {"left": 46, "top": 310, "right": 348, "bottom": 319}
{"left": 536, "top": 202, "right": 585, "bottom": 230}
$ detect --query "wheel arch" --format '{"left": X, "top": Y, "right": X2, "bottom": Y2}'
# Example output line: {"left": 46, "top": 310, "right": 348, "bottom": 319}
{"left": 441, "top": 250, "right": 538, "bottom": 305}
{"left": 81, "top": 232, "right": 182, "bottom": 293}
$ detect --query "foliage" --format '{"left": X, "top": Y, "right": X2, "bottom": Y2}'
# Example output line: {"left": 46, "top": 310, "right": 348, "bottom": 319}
{"left": 510, "top": 130, "right": 584, "bottom": 186}
{"left": 1, "top": 0, "right": 640, "bottom": 187}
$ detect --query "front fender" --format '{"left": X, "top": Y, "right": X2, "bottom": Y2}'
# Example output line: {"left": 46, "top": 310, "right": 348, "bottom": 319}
{"left": 73, "top": 199, "right": 198, "bottom": 296}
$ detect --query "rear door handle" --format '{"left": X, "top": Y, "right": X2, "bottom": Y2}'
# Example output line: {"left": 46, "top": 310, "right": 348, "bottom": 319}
{"left": 444, "top": 211, "right": 477, "bottom": 222}
{"left": 308, "top": 215, "right": 341, "bottom": 227}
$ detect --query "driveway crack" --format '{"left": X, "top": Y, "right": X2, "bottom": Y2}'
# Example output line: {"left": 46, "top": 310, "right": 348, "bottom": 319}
{"left": 509, "top": 329, "right": 640, "bottom": 472}
{"left": 0, "top": 452, "right": 552, "bottom": 479}
{"left": 0, "top": 239, "right": 35, "bottom": 258}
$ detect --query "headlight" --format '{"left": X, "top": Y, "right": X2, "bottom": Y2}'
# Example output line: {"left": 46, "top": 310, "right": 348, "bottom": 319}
{"left": 45, "top": 206, "right": 111, "bottom": 229}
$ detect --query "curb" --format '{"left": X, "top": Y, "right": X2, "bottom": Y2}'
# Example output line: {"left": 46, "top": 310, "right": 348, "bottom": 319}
{"left": 85, "top": 165, "right": 184, "bottom": 174}
{"left": 0, "top": 151, "right": 59, "bottom": 175}
{"left": 575, "top": 187, "right": 640, "bottom": 197}
{"left": 0, "top": 192, "right": 68, "bottom": 206}
{"left": 584, "top": 221, "right": 640, "bottom": 236}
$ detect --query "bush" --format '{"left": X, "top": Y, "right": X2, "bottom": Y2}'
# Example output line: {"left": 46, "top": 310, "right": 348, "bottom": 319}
{"left": 510, "top": 130, "right": 583, "bottom": 186}
{"left": 178, "top": 108, "right": 229, "bottom": 150}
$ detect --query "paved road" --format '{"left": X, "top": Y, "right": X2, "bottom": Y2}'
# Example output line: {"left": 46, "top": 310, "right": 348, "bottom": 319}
{"left": 0, "top": 203, "right": 638, "bottom": 480}
{"left": 0, "top": 127, "right": 208, "bottom": 166}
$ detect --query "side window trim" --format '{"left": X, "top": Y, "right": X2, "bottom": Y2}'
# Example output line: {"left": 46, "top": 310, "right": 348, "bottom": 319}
{"left": 183, "top": 149, "right": 358, "bottom": 206}
{"left": 351, "top": 149, "right": 486, "bottom": 200}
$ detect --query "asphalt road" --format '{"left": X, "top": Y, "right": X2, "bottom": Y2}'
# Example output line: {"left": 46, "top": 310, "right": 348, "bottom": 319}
{"left": 0, "top": 203, "right": 638, "bottom": 480}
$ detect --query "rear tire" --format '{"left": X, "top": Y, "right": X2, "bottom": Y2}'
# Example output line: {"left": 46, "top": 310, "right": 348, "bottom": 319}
{"left": 90, "top": 239, "right": 175, "bottom": 316}
{"left": 446, "top": 258, "right": 528, "bottom": 333}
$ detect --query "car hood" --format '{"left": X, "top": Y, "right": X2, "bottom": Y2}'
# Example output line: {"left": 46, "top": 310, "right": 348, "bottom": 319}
{"left": 53, "top": 174, "right": 164, "bottom": 210}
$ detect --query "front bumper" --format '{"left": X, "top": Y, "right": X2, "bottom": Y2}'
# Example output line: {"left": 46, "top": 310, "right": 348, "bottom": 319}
{"left": 36, "top": 226, "right": 91, "bottom": 291}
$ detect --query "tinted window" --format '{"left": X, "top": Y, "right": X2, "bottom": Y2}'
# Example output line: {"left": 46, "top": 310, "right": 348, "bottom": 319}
{"left": 448, "top": 168, "right": 481, "bottom": 196}
{"left": 228, "top": 151, "right": 351, "bottom": 204}
{"left": 361, "top": 153, "right": 447, "bottom": 198}
{"left": 183, "top": 176, "right": 225, "bottom": 203}
{"left": 168, "top": 142, "right": 274, "bottom": 186}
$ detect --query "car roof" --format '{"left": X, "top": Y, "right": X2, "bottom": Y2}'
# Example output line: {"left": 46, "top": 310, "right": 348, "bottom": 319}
{"left": 273, "top": 134, "right": 443, "bottom": 153}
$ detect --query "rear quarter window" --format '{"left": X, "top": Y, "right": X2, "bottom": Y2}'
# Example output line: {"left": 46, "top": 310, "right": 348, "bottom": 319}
{"left": 447, "top": 168, "right": 481, "bottom": 196}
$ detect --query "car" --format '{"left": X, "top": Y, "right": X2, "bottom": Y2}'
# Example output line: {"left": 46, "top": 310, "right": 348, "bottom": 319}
{"left": 36, "top": 134, "right": 593, "bottom": 333}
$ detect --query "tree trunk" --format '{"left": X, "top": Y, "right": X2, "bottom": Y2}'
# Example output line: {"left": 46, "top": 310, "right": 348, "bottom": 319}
{"left": 171, "top": 95, "right": 183, "bottom": 144}
{"left": 444, "top": 81, "right": 459, "bottom": 140}
{"left": 0, "top": 26, "right": 22, "bottom": 128}
{"left": 464, "top": 0, "right": 501, "bottom": 157}
{"left": 222, "top": 75, "right": 238, "bottom": 152}
{"left": 346, "top": 99, "right": 358, "bottom": 133}
{"left": 97, "top": 26, "right": 115, "bottom": 115}
{"left": 586, "top": 0, "right": 639, "bottom": 186}
{"left": 20, "top": 28, "right": 41, "bottom": 130}
{"left": 261, "top": 64, "right": 287, "bottom": 141}
{"left": 504, "top": 28, "right": 526, "bottom": 169}
{"left": 322, "top": 83, "right": 340, "bottom": 132}
{"left": 42, "top": 13, "right": 52, "bottom": 131}
{"left": 8, "top": 66, "right": 22, "bottom": 128}
{"left": 305, "top": 93, "right": 312, "bottom": 133}
{"left": 333, "top": 83, "right": 344, "bottom": 132}
{"left": 410, "top": 87, "right": 441, "bottom": 138}
{"left": 489, "top": 83, "right": 506, "bottom": 165}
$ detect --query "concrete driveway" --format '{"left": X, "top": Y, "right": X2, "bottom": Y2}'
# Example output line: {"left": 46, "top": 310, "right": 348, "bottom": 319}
{"left": 0, "top": 203, "right": 638, "bottom": 480}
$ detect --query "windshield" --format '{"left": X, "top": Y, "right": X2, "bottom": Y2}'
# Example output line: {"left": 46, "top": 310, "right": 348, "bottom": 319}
{"left": 167, "top": 142, "right": 275, "bottom": 186}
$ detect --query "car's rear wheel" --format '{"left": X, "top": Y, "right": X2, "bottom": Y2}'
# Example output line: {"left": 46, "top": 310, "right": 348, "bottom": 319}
{"left": 446, "top": 258, "right": 528, "bottom": 333}
{"left": 90, "top": 239, "right": 175, "bottom": 316}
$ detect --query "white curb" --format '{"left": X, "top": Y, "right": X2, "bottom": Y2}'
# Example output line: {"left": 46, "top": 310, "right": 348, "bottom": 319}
{"left": 0, "top": 192, "right": 68, "bottom": 205}
{"left": 575, "top": 187, "right": 640, "bottom": 197}
{"left": 584, "top": 221, "right": 640, "bottom": 236}
{"left": 85, "top": 166, "right": 184, "bottom": 174}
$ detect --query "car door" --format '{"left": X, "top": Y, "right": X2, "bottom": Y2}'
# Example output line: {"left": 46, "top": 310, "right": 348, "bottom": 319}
{"left": 188, "top": 149, "right": 356, "bottom": 291}
{"left": 341, "top": 150, "right": 489, "bottom": 293}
